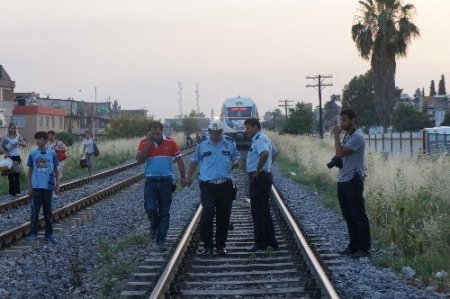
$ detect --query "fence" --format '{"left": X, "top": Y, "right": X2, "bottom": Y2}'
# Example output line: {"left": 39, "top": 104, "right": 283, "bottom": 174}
{"left": 366, "top": 131, "right": 450, "bottom": 157}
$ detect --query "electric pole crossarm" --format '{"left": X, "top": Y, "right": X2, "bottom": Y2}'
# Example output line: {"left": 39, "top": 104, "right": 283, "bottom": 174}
{"left": 278, "top": 99, "right": 293, "bottom": 120}
{"left": 306, "top": 74, "right": 333, "bottom": 138}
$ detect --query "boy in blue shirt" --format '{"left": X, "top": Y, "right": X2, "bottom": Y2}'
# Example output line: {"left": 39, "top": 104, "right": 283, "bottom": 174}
{"left": 27, "top": 131, "right": 60, "bottom": 244}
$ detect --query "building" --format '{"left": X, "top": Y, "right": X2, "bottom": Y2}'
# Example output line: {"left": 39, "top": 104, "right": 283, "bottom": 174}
{"left": 111, "top": 109, "right": 147, "bottom": 119}
{"left": 0, "top": 66, "right": 16, "bottom": 126}
{"left": 0, "top": 65, "right": 15, "bottom": 102}
{"left": 12, "top": 105, "right": 66, "bottom": 142}
{"left": 423, "top": 95, "right": 449, "bottom": 126}
{"left": 16, "top": 97, "right": 112, "bottom": 135}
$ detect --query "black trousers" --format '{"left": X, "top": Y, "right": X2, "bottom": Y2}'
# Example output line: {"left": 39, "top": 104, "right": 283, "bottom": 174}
{"left": 337, "top": 175, "right": 371, "bottom": 251}
{"left": 199, "top": 180, "right": 234, "bottom": 249}
{"left": 249, "top": 172, "right": 278, "bottom": 248}
{"left": 8, "top": 155, "right": 21, "bottom": 196}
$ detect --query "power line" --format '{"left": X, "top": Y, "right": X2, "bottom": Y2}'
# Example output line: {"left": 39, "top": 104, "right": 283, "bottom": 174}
{"left": 306, "top": 74, "right": 333, "bottom": 138}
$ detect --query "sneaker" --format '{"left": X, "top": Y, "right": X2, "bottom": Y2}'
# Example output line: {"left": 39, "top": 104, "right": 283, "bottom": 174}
{"left": 150, "top": 229, "right": 157, "bottom": 240}
{"left": 28, "top": 234, "right": 38, "bottom": 241}
{"left": 44, "top": 235, "right": 58, "bottom": 244}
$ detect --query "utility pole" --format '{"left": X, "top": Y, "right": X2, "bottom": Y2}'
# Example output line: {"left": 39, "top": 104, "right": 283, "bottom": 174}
{"left": 93, "top": 86, "right": 97, "bottom": 138}
{"left": 277, "top": 99, "right": 293, "bottom": 120}
{"left": 195, "top": 83, "right": 200, "bottom": 115}
{"left": 306, "top": 74, "right": 332, "bottom": 138}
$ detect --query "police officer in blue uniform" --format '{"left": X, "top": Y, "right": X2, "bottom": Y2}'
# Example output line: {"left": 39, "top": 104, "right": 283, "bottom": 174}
{"left": 186, "top": 119, "right": 240, "bottom": 255}
{"left": 244, "top": 118, "right": 279, "bottom": 252}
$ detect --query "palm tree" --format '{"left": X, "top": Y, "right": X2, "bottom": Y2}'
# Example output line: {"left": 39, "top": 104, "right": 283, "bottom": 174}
{"left": 352, "top": 0, "right": 419, "bottom": 128}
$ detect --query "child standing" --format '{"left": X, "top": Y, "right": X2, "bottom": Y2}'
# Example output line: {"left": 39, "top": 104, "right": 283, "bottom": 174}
{"left": 27, "top": 131, "right": 60, "bottom": 244}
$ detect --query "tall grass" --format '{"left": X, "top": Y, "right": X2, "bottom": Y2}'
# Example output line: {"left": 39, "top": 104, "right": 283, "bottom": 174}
{"left": 0, "top": 132, "right": 185, "bottom": 196}
{"left": 269, "top": 132, "right": 450, "bottom": 290}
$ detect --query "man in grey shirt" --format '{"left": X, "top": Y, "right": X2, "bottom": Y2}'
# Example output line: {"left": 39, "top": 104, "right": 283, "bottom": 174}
{"left": 332, "top": 109, "right": 371, "bottom": 258}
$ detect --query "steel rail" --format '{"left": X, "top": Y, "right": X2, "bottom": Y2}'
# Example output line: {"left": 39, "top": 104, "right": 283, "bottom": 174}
{"left": 0, "top": 144, "right": 197, "bottom": 213}
{"left": 271, "top": 185, "right": 340, "bottom": 299}
{"left": 0, "top": 146, "right": 196, "bottom": 249}
{"left": 0, "top": 162, "right": 137, "bottom": 213}
{"left": 0, "top": 173, "right": 143, "bottom": 248}
{"left": 149, "top": 206, "right": 202, "bottom": 299}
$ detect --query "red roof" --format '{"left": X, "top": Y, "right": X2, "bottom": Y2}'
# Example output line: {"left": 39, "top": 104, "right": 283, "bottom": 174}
{"left": 13, "top": 105, "right": 66, "bottom": 116}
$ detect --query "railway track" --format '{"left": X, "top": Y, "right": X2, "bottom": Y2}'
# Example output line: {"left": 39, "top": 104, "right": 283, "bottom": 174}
{"left": 121, "top": 168, "right": 340, "bottom": 299}
{"left": 0, "top": 145, "right": 196, "bottom": 249}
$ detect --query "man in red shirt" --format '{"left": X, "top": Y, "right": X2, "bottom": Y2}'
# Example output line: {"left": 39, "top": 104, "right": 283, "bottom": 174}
{"left": 136, "top": 121, "right": 187, "bottom": 250}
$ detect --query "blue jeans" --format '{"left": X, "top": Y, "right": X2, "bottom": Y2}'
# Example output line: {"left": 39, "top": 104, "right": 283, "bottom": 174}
{"left": 85, "top": 153, "right": 94, "bottom": 176}
{"left": 144, "top": 178, "right": 173, "bottom": 245}
{"left": 30, "top": 189, "right": 53, "bottom": 236}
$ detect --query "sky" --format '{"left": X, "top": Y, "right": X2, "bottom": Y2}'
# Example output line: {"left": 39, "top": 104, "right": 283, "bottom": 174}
{"left": 1, "top": 0, "right": 449, "bottom": 120}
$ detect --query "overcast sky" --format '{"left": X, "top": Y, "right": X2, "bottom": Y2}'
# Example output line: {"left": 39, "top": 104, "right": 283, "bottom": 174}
{"left": 1, "top": 0, "right": 449, "bottom": 119}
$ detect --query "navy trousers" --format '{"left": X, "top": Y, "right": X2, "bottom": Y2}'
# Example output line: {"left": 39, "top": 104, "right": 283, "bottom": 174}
{"left": 337, "top": 175, "right": 371, "bottom": 252}
{"left": 249, "top": 172, "right": 278, "bottom": 248}
{"left": 199, "top": 180, "right": 234, "bottom": 249}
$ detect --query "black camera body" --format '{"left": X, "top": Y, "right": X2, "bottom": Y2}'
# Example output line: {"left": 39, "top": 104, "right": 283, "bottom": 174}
{"left": 327, "top": 155, "right": 343, "bottom": 169}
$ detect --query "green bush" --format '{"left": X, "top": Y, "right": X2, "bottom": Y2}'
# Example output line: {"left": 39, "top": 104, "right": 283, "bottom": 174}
{"left": 57, "top": 132, "right": 77, "bottom": 146}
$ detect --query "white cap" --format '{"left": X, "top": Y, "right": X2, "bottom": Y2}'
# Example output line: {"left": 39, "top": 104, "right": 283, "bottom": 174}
{"left": 208, "top": 119, "right": 223, "bottom": 131}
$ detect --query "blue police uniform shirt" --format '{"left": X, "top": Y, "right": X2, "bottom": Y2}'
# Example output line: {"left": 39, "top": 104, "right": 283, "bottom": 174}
{"left": 27, "top": 148, "right": 59, "bottom": 190}
{"left": 246, "top": 130, "right": 278, "bottom": 173}
{"left": 191, "top": 135, "right": 240, "bottom": 181}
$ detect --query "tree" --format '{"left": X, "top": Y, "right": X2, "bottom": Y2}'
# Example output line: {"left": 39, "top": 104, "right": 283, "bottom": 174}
{"left": 281, "top": 102, "right": 313, "bottom": 134}
{"left": 413, "top": 88, "right": 422, "bottom": 100}
{"left": 112, "top": 100, "right": 121, "bottom": 111}
{"left": 323, "top": 94, "right": 341, "bottom": 131}
{"left": 438, "top": 74, "right": 446, "bottom": 95}
{"left": 180, "top": 110, "right": 208, "bottom": 134}
{"left": 430, "top": 80, "right": 436, "bottom": 96}
{"left": 352, "top": 0, "right": 419, "bottom": 128}
{"left": 262, "top": 109, "right": 284, "bottom": 131}
{"left": 105, "top": 116, "right": 154, "bottom": 138}
{"left": 341, "top": 70, "right": 379, "bottom": 128}
{"left": 391, "top": 103, "right": 432, "bottom": 131}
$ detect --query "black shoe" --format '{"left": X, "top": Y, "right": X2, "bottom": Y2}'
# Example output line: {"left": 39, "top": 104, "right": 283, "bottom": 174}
{"left": 351, "top": 249, "right": 370, "bottom": 258}
{"left": 216, "top": 247, "right": 227, "bottom": 255}
{"left": 246, "top": 245, "right": 266, "bottom": 252}
{"left": 267, "top": 244, "right": 278, "bottom": 251}
{"left": 150, "top": 229, "right": 157, "bottom": 240}
{"left": 199, "top": 247, "right": 214, "bottom": 255}
{"left": 338, "top": 246, "right": 356, "bottom": 255}
{"left": 228, "top": 223, "right": 234, "bottom": 230}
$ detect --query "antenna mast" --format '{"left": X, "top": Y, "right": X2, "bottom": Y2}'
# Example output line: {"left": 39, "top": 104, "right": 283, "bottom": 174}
{"left": 195, "top": 83, "right": 200, "bottom": 114}
{"left": 177, "top": 81, "right": 183, "bottom": 118}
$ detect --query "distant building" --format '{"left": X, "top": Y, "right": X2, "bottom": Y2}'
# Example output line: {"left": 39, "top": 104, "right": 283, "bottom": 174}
{"left": 0, "top": 65, "right": 15, "bottom": 102}
{"left": 16, "top": 97, "right": 112, "bottom": 135}
{"left": 12, "top": 105, "right": 66, "bottom": 142}
{"left": 111, "top": 109, "right": 147, "bottom": 119}
{"left": 0, "top": 66, "right": 16, "bottom": 124}
{"left": 422, "top": 95, "right": 449, "bottom": 126}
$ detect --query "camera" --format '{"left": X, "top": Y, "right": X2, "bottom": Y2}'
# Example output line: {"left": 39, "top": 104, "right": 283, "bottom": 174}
{"left": 327, "top": 155, "right": 343, "bottom": 169}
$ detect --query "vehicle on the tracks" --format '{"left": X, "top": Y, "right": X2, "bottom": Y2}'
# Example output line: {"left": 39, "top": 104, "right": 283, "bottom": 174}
{"left": 220, "top": 96, "right": 258, "bottom": 149}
